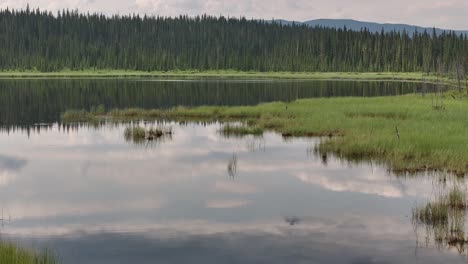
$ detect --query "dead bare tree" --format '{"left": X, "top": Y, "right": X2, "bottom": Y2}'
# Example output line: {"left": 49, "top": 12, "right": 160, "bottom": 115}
{"left": 455, "top": 60, "right": 464, "bottom": 93}
{"left": 421, "top": 73, "right": 426, "bottom": 97}
{"left": 433, "top": 58, "right": 445, "bottom": 110}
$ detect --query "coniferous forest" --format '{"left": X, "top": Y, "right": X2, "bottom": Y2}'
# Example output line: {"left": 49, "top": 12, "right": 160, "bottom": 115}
{"left": 0, "top": 6, "right": 467, "bottom": 73}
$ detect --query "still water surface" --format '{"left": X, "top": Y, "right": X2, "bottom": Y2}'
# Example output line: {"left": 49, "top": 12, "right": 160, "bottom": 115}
{"left": 0, "top": 79, "right": 422, "bottom": 125}
{"left": 0, "top": 79, "right": 462, "bottom": 264}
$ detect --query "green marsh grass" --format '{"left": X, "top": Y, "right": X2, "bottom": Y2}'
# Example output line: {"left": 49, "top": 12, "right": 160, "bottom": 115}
{"left": 412, "top": 186, "right": 468, "bottom": 249}
{"left": 124, "top": 127, "right": 146, "bottom": 143}
{"left": 124, "top": 126, "right": 173, "bottom": 144}
{"left": 0, "top": 242, "right": 58, "bottom": 264}
{"left": 63, "top": 92, "right": 468, "bottom": 174}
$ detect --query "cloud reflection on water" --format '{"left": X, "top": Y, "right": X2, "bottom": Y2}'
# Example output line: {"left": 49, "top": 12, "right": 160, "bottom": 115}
{"left": 0, "top": 122, "right": 463, "bottom": 263}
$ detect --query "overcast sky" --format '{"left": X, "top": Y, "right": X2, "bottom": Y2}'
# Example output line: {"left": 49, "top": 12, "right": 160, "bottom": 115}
{"left": 1, "top": 0, "right": 467, "bottom": 30}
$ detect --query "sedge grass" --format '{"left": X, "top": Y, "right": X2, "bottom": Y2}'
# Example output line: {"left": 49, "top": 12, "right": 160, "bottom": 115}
{"left": 124, "top": 127, "right": 146, "bottom": 143}
{"left": 0, "top": 242, "right": 58, "bottom": 264}
{"left": 413, "top": 187, "right": 468, "bottom": 247}
{"left": 124, "top": 126, "right": 173, "bottom": 144}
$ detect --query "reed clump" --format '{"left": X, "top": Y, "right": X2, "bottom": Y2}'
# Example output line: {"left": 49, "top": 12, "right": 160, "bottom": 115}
{"left": 124, "top": 127, "right": 146, "bottom": 143}
{"left": 413, "top": 187, "right": 467, "bottom": 225}
{"left": 413, "top": 186, "right": 468, "bottom": 247}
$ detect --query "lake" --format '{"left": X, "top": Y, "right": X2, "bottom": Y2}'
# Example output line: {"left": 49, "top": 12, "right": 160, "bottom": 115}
{"left": 0, "top": 79, "right": 463, "bottom": 264}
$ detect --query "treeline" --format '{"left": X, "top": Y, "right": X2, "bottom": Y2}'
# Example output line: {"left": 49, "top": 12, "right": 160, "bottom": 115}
{"left": 0, "top": 6, "right": 467, "bottom": 72}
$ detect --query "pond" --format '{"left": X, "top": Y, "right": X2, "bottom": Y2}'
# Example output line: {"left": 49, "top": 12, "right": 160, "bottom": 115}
{"left": 0, "top": 79, "right": 463, "bottom": 264}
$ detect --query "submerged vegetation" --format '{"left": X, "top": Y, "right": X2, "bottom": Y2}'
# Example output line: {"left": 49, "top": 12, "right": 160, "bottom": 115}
{"left": 0, "top": 242, "right": 58, "bottom": 264}
{"left": 63, "top": 91, "right": 468, "bottom": 175}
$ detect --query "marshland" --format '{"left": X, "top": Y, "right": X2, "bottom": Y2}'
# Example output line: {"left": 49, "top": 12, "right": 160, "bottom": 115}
{"left": 2, "top": 5, "right": 468, "bottom": 264}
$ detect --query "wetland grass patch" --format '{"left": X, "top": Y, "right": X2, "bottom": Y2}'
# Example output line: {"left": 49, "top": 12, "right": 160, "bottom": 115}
{"left": 0, "top": 242, "right": 58, "bottom": 264}
{"left": 413, "top": 186, "right": 468, "bottom": 248}
{"left": 124, "top": 126, "right": 173, "bottom": 144}
{"left": 62, "top": 92, "right": 468, "bottom": 174}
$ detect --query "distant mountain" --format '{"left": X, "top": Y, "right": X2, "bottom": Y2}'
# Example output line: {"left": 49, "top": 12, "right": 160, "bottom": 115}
{"left": 271, "top": 19, "right": 468, "bottom": 36}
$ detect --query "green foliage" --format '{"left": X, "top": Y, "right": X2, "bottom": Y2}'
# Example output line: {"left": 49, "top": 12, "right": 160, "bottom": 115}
{"left": 123, "top": 126, "right": 173, "bottom": 144}
{"left": 124, "top": 126, "right": 146, "bottom": 143}
{"left": 0, "top": 8, "right": 467, "bottom": 73}
{"left": 412, "top": 186, "right": 468, "bottom": 246}
{"left": 0, "top": 242, "right": 58, "bottom": 264}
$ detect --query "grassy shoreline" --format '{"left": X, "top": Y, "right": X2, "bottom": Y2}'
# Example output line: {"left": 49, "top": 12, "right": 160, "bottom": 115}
{"left": 62, "top": 91, "right": 468, "bottom": 175}
{"left": 0, "top": 70, "right": 460, "bottom": 83}
{"left": 0, "top": 241, "right": 57, "bottom": 264}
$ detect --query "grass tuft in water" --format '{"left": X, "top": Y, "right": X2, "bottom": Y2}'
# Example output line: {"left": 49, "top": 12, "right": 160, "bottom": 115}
{"left": 448, "top": 186, "right": 467, "bottom": 209}
{"left": 124, "top": 126, "right": 173, "bottom": 144}
{"left": 124, "top": 127, "right": 146, "bottom": 143}
{"left": 413, "top": 187, "right": 467, "bottom": 224}
{"left": 413, "top": 186, "right": 468, "bottom": 248}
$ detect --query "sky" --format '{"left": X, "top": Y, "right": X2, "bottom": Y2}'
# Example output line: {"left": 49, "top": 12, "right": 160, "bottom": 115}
{"left": 1, "top": 0, "right": 467, "bottom": 30}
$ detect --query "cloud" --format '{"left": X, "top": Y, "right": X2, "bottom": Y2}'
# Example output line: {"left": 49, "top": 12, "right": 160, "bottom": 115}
{"left": 7, "top": 196, "right": 165, "bottom": 219}
{"left": 0, "top": 155, "right": 27, "bottom": 186}
{"left": 0, "top": 154, "right": 27, "bottom": 171}
{"left": 213, "top": 180, "right": 258, "bottom": 194}
{"left": 205, "top": 199, "right": 250, "bottom": 209}
{"left": 295, "top": 172, "right": 405, "bottom": 198}
{"left": 0, "top": 0, "right": 467, "bottom": 29}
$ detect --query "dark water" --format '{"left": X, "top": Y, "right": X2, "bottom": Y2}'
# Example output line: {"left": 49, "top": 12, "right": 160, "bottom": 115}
{"left": 0, "top": 79, "right": 463, "bottom": 264}
{"left": 0, "top": 79, "right": 422, "bottom": 125}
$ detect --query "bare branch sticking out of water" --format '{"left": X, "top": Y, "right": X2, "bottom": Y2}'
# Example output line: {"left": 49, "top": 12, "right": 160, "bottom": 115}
{"left": 227, "top": 153, "right": 238, "bottom": 179}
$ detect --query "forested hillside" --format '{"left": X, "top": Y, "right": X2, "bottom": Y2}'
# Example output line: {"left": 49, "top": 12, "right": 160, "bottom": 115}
{"left": 0, "top": 7, "right": 467, "bottom": 72}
